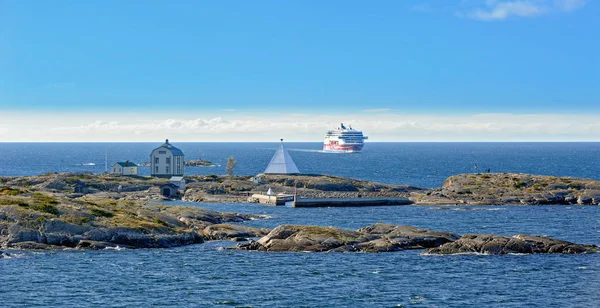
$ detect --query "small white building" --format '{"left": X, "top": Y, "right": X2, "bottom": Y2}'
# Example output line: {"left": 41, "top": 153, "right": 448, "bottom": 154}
{"left": 169, "top": 176, "right": 186, "bottom": 190}
{"left": 150, "top": 139, "right": 185, "bottom": 177}
{"left": 112, "top": 161, "right": 138, "bottom": 176}
{"left": 264, "top": 139, "right": 300, "bottom": 174}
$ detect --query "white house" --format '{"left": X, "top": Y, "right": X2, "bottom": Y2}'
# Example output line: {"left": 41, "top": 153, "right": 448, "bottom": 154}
{"left": 112, "top": 161, "right": 138, "bottom": 176}
{"left": 150, "top": 139, "right": 185, "bottom": 177}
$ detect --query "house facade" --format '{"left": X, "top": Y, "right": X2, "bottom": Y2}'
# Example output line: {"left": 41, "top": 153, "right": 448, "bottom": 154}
{"left": 112, "top": 161, "right": 138, "bottom": 176}
{"left": 150, "top": 139, "right": 184, "bottom": 177}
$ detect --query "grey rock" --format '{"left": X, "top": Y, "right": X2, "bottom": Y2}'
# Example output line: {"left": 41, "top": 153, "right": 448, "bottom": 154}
{"left": 427, "top": 234, "right": 598, "bottom": 255}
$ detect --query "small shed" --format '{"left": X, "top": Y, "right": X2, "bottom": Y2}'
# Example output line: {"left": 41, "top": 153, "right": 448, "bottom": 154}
{"left": 169, "top": 176, "right": 186, "bottom": 190}
{"left": 112, "top": 161, "right": 138, "bottom": 176}
{"left": 74, "top": 182, "right": 89, "bottom": 194}
{"left": 160, "top": 183, "right": 180, "bottom": 198}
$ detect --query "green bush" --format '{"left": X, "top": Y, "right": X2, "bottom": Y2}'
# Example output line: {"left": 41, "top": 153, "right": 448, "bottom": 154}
{"left": 513, "top": 182, "right": 527, "bottom": 189}
{"left": 30, "top": 204, "right": 59, "bottom": 215}
{"left": 0, "top": 199, "right": 29, "bottom": 206}
{"left": 90, "top": 208, "right": 114, "bottom": 218}
{"left": 33, "top": 193, "right": 59, "bottom": 205}
{"left": 153, "top": 218, "right": 169, "bottom": 226}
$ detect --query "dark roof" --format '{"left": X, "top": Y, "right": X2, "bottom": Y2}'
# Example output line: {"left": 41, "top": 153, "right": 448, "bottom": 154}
{"left": 115, "top": 162, "right": 137, "bottom": 167}
{"left": 152, "top": 139, "right": 184, "bottom": 156}
{"left": 160, "top": 183, "right": 179, "bottom": 188}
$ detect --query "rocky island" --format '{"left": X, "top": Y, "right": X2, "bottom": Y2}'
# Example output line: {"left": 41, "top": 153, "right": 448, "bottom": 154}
{"left": 411, "top": 173, "right": 600, "bottom": 205}
{"left": 236, "top": 223, "right": 597, "bottom": 255}
{"left": 1, "top": 171, "right": 599, "bottom": 253}
{"left": 0, "top": 181, "right": 268, "bottom": 250}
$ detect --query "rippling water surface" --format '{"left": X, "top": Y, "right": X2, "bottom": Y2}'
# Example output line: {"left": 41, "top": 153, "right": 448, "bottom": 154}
{"left": 1, "top": 143, "right": 600, "bottom": 307}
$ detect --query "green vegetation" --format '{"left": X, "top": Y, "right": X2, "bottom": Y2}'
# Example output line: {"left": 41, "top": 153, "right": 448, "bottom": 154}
{"left": 90, "top": 208, "right": 114, "bottom": 218}
{"left": 0, "top": 198, "right": 29, "bottom": 206}
{"left": 1, "top": 186, "right": 24, "bottom": 196}
{"left": 153, "top": 218, "right": 169, "bottom": 226}
{"left": 30, "top": 204, "right": 59, "bottom": 215}
{"left": 513, "top": 181, "right": 527, "bottom": 189}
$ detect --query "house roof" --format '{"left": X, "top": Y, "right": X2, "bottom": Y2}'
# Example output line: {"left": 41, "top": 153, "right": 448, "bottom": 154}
{"left": 115, "top": 161, "right": 137, "bottom": 167}
{"left": 152, "top": 139, "right": 184, "bottom": 156}
{"left": 264, "top": 140, "right": 300, "bottom": 174}
{"left": 160, "top": 183, "right": 180, "bottom": 188}
{"left": 170, "top": 176, "right": 184, "bottom": 182}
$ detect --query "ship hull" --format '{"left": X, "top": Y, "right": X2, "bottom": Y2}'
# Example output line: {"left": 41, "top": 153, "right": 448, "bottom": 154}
{"left": 323, "top": 143, "right": 364, "bottom": 153}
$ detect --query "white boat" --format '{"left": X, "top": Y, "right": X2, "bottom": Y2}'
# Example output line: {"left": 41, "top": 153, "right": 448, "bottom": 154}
{"left": 323, "top": 123, "right": 368, "bottom": 152}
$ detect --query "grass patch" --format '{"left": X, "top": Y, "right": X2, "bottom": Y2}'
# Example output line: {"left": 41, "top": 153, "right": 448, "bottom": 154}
{"left": 90, "top": 208, "right": 114, "bottom": 218}
{"left": 513, "top": 182, "right": 527, "bottom": 189}
{"left": 30, "top": 204, "right": 59, "bottom": 215}
{"left": 33, "top": 192, "right": 59, "bottom": 205}
{"left": 153, "top": 218, "right": 169, "bottom": 226}
{"left": 0, "top": 198, "right": 30, "bottom": 207}
{"left": 1, "top": 186, "right": 24, "bottom": 195}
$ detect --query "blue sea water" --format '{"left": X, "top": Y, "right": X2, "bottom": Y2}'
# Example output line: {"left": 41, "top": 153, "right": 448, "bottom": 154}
{"left": 1, "top": 143, "right": 600, "bottom": 307}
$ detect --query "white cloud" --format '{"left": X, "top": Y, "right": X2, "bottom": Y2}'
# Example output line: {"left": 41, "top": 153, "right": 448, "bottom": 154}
{"left": 470, "top": 1, "right": 544, "bottom": 21}
{"left": 464, "top": 0, "right": 587, "bottom": 21}
{"left": 2, "top": 112, "right": 600, "bottom": 142}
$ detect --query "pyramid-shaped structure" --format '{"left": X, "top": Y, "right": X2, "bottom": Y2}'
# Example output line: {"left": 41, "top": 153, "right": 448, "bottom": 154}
{"left": 264, "top": 140, "right": 300, "bottom": 174}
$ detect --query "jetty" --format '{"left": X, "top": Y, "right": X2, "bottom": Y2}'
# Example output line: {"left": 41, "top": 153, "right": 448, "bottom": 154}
{"left": 251, "top": 193, "right": 295, "bottom": 206}
{"left": 292, "top": 197, "right": 411, "bottom": 207}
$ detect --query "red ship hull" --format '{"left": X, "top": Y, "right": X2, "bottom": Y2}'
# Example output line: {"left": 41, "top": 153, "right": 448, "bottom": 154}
{"left": 323, "top": 143, "right": 364, "bottom": 152}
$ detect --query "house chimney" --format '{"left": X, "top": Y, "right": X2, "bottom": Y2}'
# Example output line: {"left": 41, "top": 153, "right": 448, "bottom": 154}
{"left": 126, "top": 160, "right": 129, "bottom": 166}
{"left": 166, "top": 139, "right": 169, "bottom": 144}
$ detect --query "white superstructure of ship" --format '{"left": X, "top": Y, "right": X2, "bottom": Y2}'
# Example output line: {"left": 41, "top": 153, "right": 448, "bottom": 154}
{"left": 323, "top": 123, "right": 368, "bottom": 152}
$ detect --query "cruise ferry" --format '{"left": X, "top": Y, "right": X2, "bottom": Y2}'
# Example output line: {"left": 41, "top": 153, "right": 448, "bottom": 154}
{"left": 323, "top": 123, "right": 368, "bottom": 152}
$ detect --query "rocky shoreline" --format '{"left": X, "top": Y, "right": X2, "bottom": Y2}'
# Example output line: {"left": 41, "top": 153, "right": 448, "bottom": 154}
{"left": 0, "top": 187, "right": 268, "bottom": 250}
{"left": 1, "top": 172, "right": 599, "bottom": 253}
{"left": 236, "top": 223, "right": 598, "bottom": 255}
{"left": 411, "top": 173, "right": 600, "bottom": 205}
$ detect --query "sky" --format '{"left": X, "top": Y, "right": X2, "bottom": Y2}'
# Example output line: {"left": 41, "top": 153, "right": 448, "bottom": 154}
{"left": 1, "top": 0, "right": 599, "bottom": 142}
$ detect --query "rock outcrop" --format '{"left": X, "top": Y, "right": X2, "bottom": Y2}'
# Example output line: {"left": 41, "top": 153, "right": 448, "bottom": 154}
{"left": 412, "top": 173, "right": 600, "bottom": 205}
{"left": 427, "top": 234, "right": 598, "bottom": 255}
{"left": 202, "top": 224, "right": 271, "bottom": 241}
{"left": 236, "top": 223, "right": 460, "bottom": 252}
{"left": 236, "top": 223, "right": 597, "bottom": 254}
{"left": 0, "top": 190, "right": 266, "bottom": 250}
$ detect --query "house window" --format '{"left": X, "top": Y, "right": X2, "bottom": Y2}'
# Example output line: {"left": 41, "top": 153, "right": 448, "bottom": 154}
{"left": 166, "top": 166, "right": 170, "bottom": 173}
{"left": 155, "top": 157, "right": 159, "bottom": 164}
{"left": 166, "top": 157, "right": 171, "bottom": 164}
{"left": 155, "top": 166, "right": 158, "bottom": 173}
{"left": 130, "top": 168, "right": 134, "bottom": 173}
{"left": 159, "top": 150, "right": 166, "bottom": 154}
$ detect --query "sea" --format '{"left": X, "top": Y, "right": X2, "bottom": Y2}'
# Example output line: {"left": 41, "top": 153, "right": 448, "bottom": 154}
{"left": 1, "top": 142, "right": 599, "bottom": 307}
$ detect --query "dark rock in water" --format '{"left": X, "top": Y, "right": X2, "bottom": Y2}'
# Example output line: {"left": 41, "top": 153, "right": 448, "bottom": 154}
{"left": 235, "top": 223, "right": 459, "bottom": 253}
{"left": 426, "top": 234, "right": 598, "bottom": 255}
{"left": 202, "top": 224, "right": 270, "bottom": 241}
{"left": 8, "top": 241, "right": 55, "bottom": 250}
{"left": 76, "top": 240, "right": 135, "bottom": 250}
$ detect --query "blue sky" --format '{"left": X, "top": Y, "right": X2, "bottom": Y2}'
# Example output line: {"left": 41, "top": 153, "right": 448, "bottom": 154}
{"left": 1, "top": 0, "right": 599, "bottom": 141}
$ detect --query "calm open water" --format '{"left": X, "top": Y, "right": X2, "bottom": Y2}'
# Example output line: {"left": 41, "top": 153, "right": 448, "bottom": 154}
{"left": 1, "top": 143, "right": 600, "bottom": 307}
